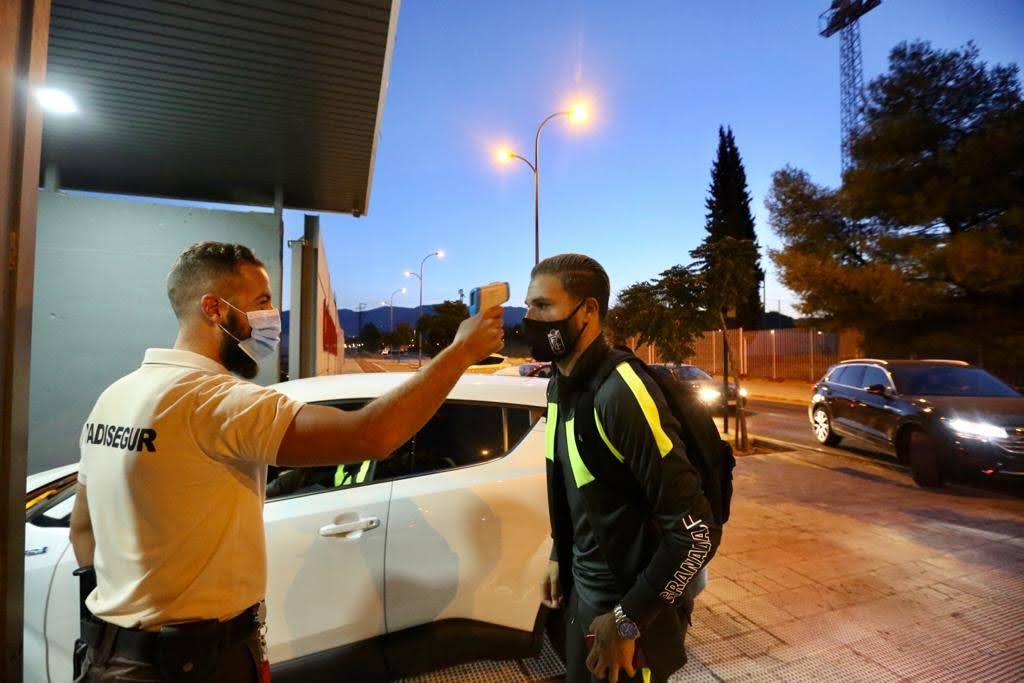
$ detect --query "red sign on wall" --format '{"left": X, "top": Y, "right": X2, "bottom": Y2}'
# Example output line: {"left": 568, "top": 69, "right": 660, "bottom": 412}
{"left": 322, "top": 300, "right": 338, "bottom": 355}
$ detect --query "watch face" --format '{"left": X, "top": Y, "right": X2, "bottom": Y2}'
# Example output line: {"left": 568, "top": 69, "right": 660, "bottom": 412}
{"left": 617, "top": 621, "right": 640, "bottom": 640}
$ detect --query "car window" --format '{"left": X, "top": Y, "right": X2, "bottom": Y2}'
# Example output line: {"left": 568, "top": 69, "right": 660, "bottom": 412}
{"left": 26, "top": 473, "right": 79, "bottom": 528}
{"left": 506, "top": 407, "right": 535, "bottom": 446}
{"left": 678, "top": 367, "right": 713, "bottom": 381}
{"left": 268, "top": 401, "right": 538, "bottom": 500}
{"left": 382, "top": 403, "right": 529, "bottom": 478}
{"left": 266, "top": 400, "right": 370, "bottom": 501}
{"left": 828, "top": 366, "right": 850, "bottom": 384}
{"left": 861, "top": 367, "right": 890, "bottom": 390}
{"left": 840, "top": 365, "right": 866, "bottom": 388}
{"left": 890, "top": 366, "right": 1019, "bottom": 397}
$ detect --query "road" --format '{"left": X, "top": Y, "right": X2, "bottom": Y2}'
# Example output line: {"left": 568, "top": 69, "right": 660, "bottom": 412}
{"left": 725, "top": 399, "right": 1023, "bottom": 496}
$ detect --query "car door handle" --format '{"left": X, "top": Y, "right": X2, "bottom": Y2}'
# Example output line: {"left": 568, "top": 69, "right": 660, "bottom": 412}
{"left": 319, "top": 518, "right": 380, "bottom": 537}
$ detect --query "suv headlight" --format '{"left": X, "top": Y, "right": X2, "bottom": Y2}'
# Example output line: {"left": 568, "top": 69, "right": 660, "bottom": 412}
{"left": 699, "top": 387, "right": 722, "bottom": 404}
{"left": 944, "top": 418, "right": 1007, "bottom": 440}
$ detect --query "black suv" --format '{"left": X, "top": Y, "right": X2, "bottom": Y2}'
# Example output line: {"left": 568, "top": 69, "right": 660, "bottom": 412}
{"left": 808, "top": 359, "right": 1024, "bottom": 487}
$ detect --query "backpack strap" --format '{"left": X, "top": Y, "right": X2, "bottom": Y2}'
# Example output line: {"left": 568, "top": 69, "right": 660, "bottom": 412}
{"left": 573, "top": 349, "right": 650, "bottom": 506}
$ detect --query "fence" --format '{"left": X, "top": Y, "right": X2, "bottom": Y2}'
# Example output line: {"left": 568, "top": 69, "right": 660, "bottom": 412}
{"left": 632, "top": 328, "right": 864, "bottom": 382}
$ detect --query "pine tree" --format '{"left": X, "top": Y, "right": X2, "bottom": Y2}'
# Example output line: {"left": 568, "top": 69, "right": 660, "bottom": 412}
{"left": 704, "top": 126, "right": 764, "bottom": 328}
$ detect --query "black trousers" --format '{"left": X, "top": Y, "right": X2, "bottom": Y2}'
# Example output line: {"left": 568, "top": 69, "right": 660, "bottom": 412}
{"left": 75, "top": 619, "right": 261, "bottom": 683}
{"left": 564, "top": 591, "right": 671, "bottom": 683}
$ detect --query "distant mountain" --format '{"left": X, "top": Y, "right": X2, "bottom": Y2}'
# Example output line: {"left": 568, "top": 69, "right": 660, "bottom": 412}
{"left": 283, "top": 305, "right": 527, "bottom": 335}
{"left": 338, "top": 305, "right": 527, "bottom": 332}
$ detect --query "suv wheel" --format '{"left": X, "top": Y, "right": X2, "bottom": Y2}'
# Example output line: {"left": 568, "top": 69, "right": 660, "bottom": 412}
{"left": 812, "top": 407, "right": 842, "bottom": 446}
{"left": 908, "top": 429, "right": 945, "bottom": 488}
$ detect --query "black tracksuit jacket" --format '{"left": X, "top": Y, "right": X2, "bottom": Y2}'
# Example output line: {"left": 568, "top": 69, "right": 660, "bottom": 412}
{"left": 546, "top": 338, "right": 722, "bottom": 675}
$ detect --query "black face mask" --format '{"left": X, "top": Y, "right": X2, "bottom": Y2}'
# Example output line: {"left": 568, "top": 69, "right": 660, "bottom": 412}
{"left": 219, "top": 307, "right": 259, "bottom": 379}
{"left": 522, "top": 299, "right": 588, "bottom": 362}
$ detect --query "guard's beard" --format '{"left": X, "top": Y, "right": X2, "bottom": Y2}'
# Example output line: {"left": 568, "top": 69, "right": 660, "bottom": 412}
{"left": 219, "top": 308, "right": 259, "bottom": 379}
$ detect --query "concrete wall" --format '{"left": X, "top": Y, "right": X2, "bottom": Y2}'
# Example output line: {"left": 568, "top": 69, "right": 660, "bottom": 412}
{"left": 28, "top": 191, "right": 282, "bottom": 474}
{"left": 313, "top": 228, "right": 344, "bottom": 375}
{"left": 286, "top": 219, "right": 344, "bottom": 380}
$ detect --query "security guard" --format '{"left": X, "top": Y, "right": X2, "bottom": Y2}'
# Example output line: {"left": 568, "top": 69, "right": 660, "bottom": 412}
{"left": 69, "top": 241, "right": 504, "bottom": 682}
{"left": 525, "top": 254, "right": 721, "bottom": 683}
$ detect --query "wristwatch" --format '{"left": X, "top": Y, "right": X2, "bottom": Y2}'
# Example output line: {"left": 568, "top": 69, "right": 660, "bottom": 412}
{"left": 613, "top": 604, "right": 640, "bottom": 640}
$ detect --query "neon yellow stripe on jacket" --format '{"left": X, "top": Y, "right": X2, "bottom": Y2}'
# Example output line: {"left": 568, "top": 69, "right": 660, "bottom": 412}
{"left": 594, "top": 409, "right": 625, "bottom": 463}
{"left": 545, "top": 403, "right": 558, "bottom": 461}
{"left": 616, "top": 362, "right": 673, "bottom": 457}
{"left": 565, "top": 418, "right": 595, "bottom": 487}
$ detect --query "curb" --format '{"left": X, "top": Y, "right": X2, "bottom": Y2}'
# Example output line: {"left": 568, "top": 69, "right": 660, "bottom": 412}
{"left": 748, "top": 433, "right": 818, "bottom": 453}
{"left": 744, "top": 393, "right": 809, "bottom": 407}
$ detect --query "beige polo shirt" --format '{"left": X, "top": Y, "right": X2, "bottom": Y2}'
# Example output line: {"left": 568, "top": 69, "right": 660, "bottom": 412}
{"left": 77, "top": 348, "right": 304, "bottom": 630}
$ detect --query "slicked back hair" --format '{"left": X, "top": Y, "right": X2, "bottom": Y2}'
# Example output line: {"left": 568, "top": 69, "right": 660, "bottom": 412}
{"left": 166, "top": 241, "right": 264, "bottom": 320}
{"left": 531, "top": 253, "right": 610, "bottom": 319}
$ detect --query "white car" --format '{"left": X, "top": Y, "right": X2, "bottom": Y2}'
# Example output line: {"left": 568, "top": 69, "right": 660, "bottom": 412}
{"left": 24, "top": 373, "right": 552, "bottom": 682}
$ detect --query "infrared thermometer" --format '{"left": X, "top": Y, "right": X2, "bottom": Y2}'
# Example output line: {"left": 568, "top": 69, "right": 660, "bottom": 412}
{"left": 469, "top": 282, "right": 510, "bottom": 315}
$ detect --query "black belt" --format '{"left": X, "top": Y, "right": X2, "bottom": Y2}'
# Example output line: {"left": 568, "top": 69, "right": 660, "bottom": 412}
{"left": 82, "top": 606, "right": 258, "bottom": 663}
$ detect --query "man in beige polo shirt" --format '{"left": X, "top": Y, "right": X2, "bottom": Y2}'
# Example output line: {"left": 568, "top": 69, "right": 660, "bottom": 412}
{"left": 69, "top": 241, "right": 504, "bottom": 682}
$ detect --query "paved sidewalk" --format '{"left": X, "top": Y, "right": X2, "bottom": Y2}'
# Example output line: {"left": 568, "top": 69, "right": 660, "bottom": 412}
{"left": 681, "top": 449, "right": 1024, "bottom": 682}
{"left": 339, "top": 356, "right": 364, "bottom": 373}
{"left": 404, "top": 446, "right": 1024, "bottom": 682}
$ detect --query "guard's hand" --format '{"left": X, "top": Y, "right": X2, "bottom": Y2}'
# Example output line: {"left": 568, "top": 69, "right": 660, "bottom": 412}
{"left": 586, "top": 612, "right": 636, "bottom": 683}
{"left": 451, "top": 306, "right": 504, "bottom": 365}
{"left": 541, "top": 560, "right": 563, "bottom": 609}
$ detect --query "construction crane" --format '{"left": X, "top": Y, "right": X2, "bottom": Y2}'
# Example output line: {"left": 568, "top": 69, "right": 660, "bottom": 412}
{"left": 819, "top": 0, "right": 881, "bottom": 171}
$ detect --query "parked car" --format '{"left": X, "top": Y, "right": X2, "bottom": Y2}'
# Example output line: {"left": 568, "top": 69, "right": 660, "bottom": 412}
{"left": 808, "top": 359, "right": 1024, "bottom": 487}
{"left": 494, "top": 362, "right": 553, "bottom": 378}
{"left": 24, "top": 373, "right": 552, "bottom": 682}
{"left": 655, "top": 363, "right": 746, "bottom": 410}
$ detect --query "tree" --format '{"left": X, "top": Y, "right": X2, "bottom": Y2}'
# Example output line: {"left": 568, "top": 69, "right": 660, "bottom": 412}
{"left": 359, "top": 323, "right": 383, "bottom": 353}
{"left": 704, "top": 126, "right": 764, "bottom": 328}
{"left": 610, "top": 237, "right": 761, "bottom": 450}
{"left": 609, "top": 268, "right": 714, "bottom": 363}
{"left": 691, "top": 237, "right": 762, "bottom": 450}
{"left": 769, "top": 41, "right": 1024, "bottom": 369}
{"left": 393, "top": 322, "right": 415, "bottom": 348}
{"left": 416, "top": 300, "right": 470, "bottom": 356}
{"left": 691, "top": 238, "right": 763, "bottom": 321}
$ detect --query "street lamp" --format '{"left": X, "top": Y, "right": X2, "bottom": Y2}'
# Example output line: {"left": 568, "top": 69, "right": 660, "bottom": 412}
{"left": 496, "top": 99, "right": 591, "bottom": 265}
{"left": 385, "top": 288, "right": 407, "bottom": 332}
{"left": 405, "top": 250, "right": 444, "bottom": 367}
{"left": 383, "top": 287, "right": 408, "bottom": 357}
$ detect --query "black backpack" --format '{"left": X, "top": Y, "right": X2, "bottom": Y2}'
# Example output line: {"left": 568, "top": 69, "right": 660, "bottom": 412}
{"left": 573, "top": 349, "right": 735, "bottom": 526}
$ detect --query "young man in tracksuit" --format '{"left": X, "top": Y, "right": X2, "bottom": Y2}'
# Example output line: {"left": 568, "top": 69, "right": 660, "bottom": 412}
{"left": 525, "top": 254, "right": 721, "bottom": 683}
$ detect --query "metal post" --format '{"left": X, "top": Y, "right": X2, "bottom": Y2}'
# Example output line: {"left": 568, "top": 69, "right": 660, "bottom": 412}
{"left": 417, "top": 266, "right": 424, "bottom": 367}
{"left": 533, "top": 153, "right": 540, "bottom": 266}
{"left": 298, "top": 216, "right": 319, "bottom": 379}
{"left": 771, "top": 330, "right": 777, "bottom": 380}
{"left": 711, "top": 331, "right": 716, "bottom": 375}
{"left": 722, "top": 330, "right": 730, "bottom": 434}
{"left": 739, "top": 327, "right": 745, "bottom": 376}
{"left": 810, "top": 328, "right": 815, "bottom": 382}
{"left": 414, "top": 252, "right": 439, "bottom": 368}
{"left": 532, "top": 111, "right": 566, "bottom": 266}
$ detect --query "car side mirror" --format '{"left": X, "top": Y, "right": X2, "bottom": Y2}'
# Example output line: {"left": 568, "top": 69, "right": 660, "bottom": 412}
{"left": 866, "top": 384, "right": 888, "bottom": 396}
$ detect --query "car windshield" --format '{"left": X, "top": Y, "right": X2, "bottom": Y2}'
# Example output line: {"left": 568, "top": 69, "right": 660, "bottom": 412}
{"left": 676, "top": 367, "right": 713, "bottom": 381}
{"left": 890, "top": 366, "right": 1019, "bottom": 397}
